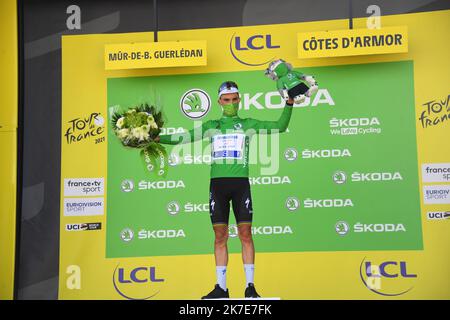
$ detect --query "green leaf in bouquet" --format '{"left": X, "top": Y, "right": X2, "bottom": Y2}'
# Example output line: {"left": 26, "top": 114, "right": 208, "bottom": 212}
{"left": 111, "top": 112, "right": 123, "bottom": 129}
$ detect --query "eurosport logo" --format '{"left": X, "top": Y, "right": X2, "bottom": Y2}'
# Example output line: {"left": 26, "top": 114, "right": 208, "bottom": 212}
{"left": 63, "top": 197, "right": 104, "bottom": 216}
{"left": 359, "top": 258, "right": 417, "bottom": 296}
{"left": 427, "top": 211, "right": 450, "bottom": 220}
{"left": 229, "top": 33, "right": 280, "bottom": 66}
{"left": 113, "top": 264, "right": 164, "bottom": 300}
{"left": 332, "top": 171, "right": 403, "bottom": 184}
{"left": 120, "top": 228, "right": 186, "bottom": 242}
{"left": 64, "top": 178, "right": 104, "bottom": 196}
{"left": 422, "top": 163, "right": 450, "bottom": 182}
{"left": 335, "top": 222, "right": 406, "bottom": 235}
{"left": 329, "top": 117, "right": 382, "bottom": 136}
{"left": 120, "top": 179, "right": 186, "bottom": 191}
{"left": 228, "top": 224, "right": 294, "bottom": 238}
{"left": 423, "top": 185, "right": 450, "bottom": 204}
{"left": 65, "top": 223, "right": 102, "bottom": 231}
{"left": 180, "top": 89, "right": 211, "bottom": 119}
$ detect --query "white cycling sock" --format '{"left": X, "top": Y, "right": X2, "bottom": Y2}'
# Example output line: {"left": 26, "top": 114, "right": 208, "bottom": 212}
{"left": 244, "top": 264, "right": 254, "bottom": 287}
{"left": 216, "top": 266, "right": 227, "bottom": 291}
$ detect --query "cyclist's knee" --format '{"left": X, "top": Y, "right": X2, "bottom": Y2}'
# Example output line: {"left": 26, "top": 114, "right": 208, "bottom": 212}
{"left": 238, "top": 225, "right": 252, "bottom": 243}
{"left": 214, "top": 226, "right": 228, "bottom": 245}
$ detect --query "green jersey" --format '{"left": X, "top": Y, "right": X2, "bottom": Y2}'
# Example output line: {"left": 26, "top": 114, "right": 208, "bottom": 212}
{"left": 159, "top": 103, "right": 293, "bottom": 178}
{"left": 276, "top": 70, "right": 305, "bottom": 91}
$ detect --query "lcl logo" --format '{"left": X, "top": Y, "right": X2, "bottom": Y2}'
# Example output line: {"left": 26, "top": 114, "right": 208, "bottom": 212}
{"left": 360, "top": 258, "right": 417, "bottom": 296}
{"left": 113, "top": 265, "right": 165, "bottom": 300}
{"left": 230, "top": 33, "right": 280, "bottom": 66}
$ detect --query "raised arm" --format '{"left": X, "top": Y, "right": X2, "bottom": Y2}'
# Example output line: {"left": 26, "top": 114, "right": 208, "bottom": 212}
{"left": 247, "top": 100, "right": 294, "bottom": 134}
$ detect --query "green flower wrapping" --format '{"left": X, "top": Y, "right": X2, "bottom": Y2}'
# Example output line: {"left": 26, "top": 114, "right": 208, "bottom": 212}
{"left": 111, "top": 103, "right": 168, "bottom": 177}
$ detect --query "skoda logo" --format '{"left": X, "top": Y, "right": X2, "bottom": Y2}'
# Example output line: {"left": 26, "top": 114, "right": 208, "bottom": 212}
{"left": 167, "top": 201, "right": 181, "bottom": 216}
{"left": 120, "top": 228, "right": 134, "bottom": 242}
{"left": 335, "top": 221, "right": 350, "bottom": 236}
{"left": 285, "top": 197, "right": 300, "bottom": 211}
{"left": 180, "top": 89, "right": 211, "bottom": 119}
{"left": 284, "top": 148, "right": 298, "bottom": 161}
{"left": 121, "top": 180, "right": 134, "bottom": 192}
{"left": 228, "top": 224, "right": 238, "bottom": 238}
{"left": 168, "top": 154, "right": 180, "bottom": 166}
{"left": 333, "top": 171, "right": 347, "bottom": 184}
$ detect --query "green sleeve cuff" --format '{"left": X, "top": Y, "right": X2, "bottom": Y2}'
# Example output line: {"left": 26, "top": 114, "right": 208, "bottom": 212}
{"left": 159, "top": 134, "right": 180, "bottom": 145}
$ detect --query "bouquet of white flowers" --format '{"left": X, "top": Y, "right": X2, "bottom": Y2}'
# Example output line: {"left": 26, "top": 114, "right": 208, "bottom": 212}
{"left": 111, "top": 103, "right": 168, "bottom": 177}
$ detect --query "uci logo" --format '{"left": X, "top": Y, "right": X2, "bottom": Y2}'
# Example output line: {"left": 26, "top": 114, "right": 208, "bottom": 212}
{"left": 360, "top": 258, "right": 417, "bottom": 296}
{"left": 230, "top": 33, "right": 280, "bottom": 66}
{"left": 113, "top": 265, "right": 165, "bottom": 300}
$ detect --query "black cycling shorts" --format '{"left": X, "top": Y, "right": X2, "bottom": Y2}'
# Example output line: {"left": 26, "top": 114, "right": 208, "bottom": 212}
{"left": 288, "top": 82, "right": 309, "bottom": 99}
{"left": 209, "top": 177, "right": 253, "bottom": 226}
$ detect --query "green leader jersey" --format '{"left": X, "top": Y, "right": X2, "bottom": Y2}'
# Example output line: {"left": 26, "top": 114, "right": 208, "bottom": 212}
{"left": 159, "top": 103, "right": 293, "bottom": 178}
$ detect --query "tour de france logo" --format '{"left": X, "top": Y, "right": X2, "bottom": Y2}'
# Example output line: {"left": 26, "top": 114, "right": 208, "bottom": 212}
{"left": 180, "top": 89, "right": 211, "bottom": 119}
